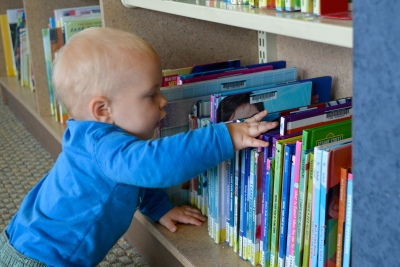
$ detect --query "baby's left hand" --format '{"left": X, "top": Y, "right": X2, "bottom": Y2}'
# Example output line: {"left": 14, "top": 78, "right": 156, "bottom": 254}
{"left": 159, "top": 206, "right": 206, "bottom": 232}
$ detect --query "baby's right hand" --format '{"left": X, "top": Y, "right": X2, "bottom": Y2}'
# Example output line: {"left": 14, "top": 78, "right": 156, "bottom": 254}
{"left": 226, "top": 110, "right": 278, "bottom": 151}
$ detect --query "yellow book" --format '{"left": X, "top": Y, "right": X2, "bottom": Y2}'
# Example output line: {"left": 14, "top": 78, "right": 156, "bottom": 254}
{"left": 0, "top": 15, "right": 17, "bottom": 76}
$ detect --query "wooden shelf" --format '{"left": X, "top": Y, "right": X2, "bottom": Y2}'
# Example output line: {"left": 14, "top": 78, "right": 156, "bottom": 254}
{"left": 121, "top": 0, "right": 353, "bottom": 48}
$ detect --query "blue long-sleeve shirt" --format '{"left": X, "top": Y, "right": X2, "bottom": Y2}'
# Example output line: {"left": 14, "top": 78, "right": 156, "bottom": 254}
{"left": 6, "top": 119, "right": 234, "bottom": 266}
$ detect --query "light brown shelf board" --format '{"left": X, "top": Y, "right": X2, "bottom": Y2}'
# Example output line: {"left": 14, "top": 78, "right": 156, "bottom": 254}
{"left": 125, "top": 211, "right": 253, "bottom": 267}
{"left": 0, "top": 76, "right": 65, "bottom": 159}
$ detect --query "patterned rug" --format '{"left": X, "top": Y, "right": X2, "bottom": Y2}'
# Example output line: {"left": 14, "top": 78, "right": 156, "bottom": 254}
{"left": 0, "top": 102, "right": 149, "bottom": 267}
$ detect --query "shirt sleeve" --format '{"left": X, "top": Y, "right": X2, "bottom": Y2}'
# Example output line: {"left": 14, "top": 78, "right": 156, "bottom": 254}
{"left": 138, "top": 188, "right": 174, "bottom": 222}
{"left": 94, "top": 122, "right": 234, "bottom": 188}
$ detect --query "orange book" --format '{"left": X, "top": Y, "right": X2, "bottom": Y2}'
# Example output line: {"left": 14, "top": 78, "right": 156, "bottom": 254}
{"left": 336, "top": 166, "right": 351, "bottom": 267}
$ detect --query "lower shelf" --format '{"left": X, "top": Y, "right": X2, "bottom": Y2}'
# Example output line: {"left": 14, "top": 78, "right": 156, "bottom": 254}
{"left": 0, "top": 75, "right": 254, "bottom": 267}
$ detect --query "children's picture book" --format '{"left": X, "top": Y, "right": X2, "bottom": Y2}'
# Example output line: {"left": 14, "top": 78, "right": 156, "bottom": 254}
{"left": 302, "top": 151, "right": 314, "bottom": 267}
{"left": 336, "top": 166, "right": 351, "bottom": 267}
{"left": 64, "top": 17, "right": 102, "bottom": 42}
{"left": 0, "top": 15, "right": 17, "bottom": 76}
{"left": 42, "top": 28, "right": 57, "bottom": 117}
{"left": 159, "top": 67, "right": 297, "bottom": 137}
{"left": 53, "top": 5, "right": 100, "bottom": 27}
{"left": 342, "top": 171, "right": 352, "bottom": 267}
{"left": 318, "top": 140, "right": 352, "bottom": 267}
{"left": 280, "top": 98, "right": 352, "bottom": 136}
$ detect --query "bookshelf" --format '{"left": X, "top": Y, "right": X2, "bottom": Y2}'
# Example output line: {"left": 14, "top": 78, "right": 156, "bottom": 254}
{"left": 1, "top": 0, "right": 398, "bottom": 266}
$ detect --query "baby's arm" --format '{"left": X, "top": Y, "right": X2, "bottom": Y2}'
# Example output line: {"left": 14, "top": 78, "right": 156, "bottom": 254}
{"left": 159, "top": 206, "right": 206, "bottom": 232}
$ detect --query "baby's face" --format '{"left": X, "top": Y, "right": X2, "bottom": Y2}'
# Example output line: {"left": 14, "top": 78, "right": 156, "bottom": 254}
{"left": 111, "top": 55, "right": 167, "bottom": 139}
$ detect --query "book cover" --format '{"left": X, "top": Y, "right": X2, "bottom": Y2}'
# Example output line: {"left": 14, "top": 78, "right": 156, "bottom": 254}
{"left": 302, "top": 151, "right": 314, "bottom": 267}
{"left": 0, "top": 15, "right": 17, "bottom": 76}
{"left": 342, "top": 172, "right": 352, "bottom": 267}
{"left": 318, "top": 140, "right": 352, "bottom": 267}
{"left": 280, "top": 100, "right": 352, "bottom": 136}
{"left": 64, "top": 17, "right": 102, "bottom": 43}
{"left": 228, "top": 157, "right": 235, "bottom": 247}
{"left": 248, "top": 149, "right": 256, "bottom": 263}
{"left": 159, "top": 68, "right": 297, "bottom": 136}
{"left": 276, "top": 0, "right": 285, "bottom": 11}
{"left": 336, "top": 166, "right": 351, "bottom": 267}
{"left": 301, "top": 0, "right": 313, "bottom": 13}
{"left": 53, "top": 5, "right": 100, "bottom": 27}
{"left": 212, "top": 81, "right": 312, "bottom": 124}
{"left": 239, "top": 148, "right": 250, "bottom": 259}
{"left": 252, "top": 148, "right": 264, "bottom": 266}
{"left": 5, "top": 8, "right": 24, "bottom": 77}
{"left": 284, "top": 154, "right": 295, "bottom": 267}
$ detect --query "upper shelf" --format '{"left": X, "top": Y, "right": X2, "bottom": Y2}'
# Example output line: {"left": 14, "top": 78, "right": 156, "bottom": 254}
{"left": 121, "top": 0, "right": 353, "bottom": 48}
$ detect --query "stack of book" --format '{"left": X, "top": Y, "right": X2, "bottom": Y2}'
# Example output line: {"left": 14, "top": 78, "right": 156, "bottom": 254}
{"left": 41, "top": 5, "right": 102, "bottom": 124}
{"left": 159, "top": 58, "right": 353, "bottom": 267}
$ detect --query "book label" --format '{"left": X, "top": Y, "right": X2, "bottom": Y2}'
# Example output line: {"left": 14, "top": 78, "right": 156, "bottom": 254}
{"left": 250, "top": 91, "right": 277, "bottom": 104}
{"left": 221, "top": 80, "right": 246, "bottom": 91}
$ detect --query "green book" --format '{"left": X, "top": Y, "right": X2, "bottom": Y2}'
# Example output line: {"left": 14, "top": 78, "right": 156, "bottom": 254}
{"left": 302, "top": 151, "right": 314, "bottom": 267}
{"left": 64, "top": 17, "right": 102, "bottom": 42}
{"left": 270, "top": 135, "right": 302, "bottom": 267}
{"left": 41, "top": 28, "right": 56, "bottom": 117}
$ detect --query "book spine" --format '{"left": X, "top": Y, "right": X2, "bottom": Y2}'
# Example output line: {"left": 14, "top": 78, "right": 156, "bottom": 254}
{"left": 310, "top": 147, "right": 322, "bottom": 267}
{"left": 276, "top": 0, "right": 285, "bottom": 11}
{"left": 278, "top": 145, "right": 294, "bottom": 266}
{"left": 288, "top": 141, "right": 301, "bottom": 266}
{"left": 234, "top": 151, "right": 241, "bottom": 253}
{"left": 317, "top": 150, "right": 329, "bottom": 267}
{"left": 342, "top": 172, "right": 352, "bottom": 267}
{"left": 208, "top": 168, "right": 214, "bottom": 239}
{"left": 226, "top": 160, "right": 232, "bottom": 245}
{"left": 301, "top": 0, "right": 313, "bottom": 13}
{"left": 239, "top": 149, "right": 247, "bottom": 258}
{"left": 302, "top": 152, "right": 314, "bottom": 267}
{"left": 262, "top": 157, "right": 274, "bottom": 267}
{"left": 313, "top": 0, "right": 320, "bottom": 15}
{"left": 253, "top": 150, "right": 264, "bottom": 266}
{"left": 270, "top": 141, "right": 285, "bottom": 267}
{"left": 336, "top": 167, "right": 349, "bottom": 267}
{"left": 248, "top": 149, "right": 256, "bottom": 263}
{"left": 284, "top": 0, "right": 295, "bottom": 11}
{"left": 294, "top": 150, "right": 311, "bottom": 267}
{"left": 229, "top": 158, "right": 235, "bottom": 247}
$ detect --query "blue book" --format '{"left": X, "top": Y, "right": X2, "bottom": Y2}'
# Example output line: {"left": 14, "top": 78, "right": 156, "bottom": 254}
{"left": 262, "top": 156, "right": 275, "bottom": 267}
{"left": 278, "top": 143, "right": 296, "bottom": 267}
{"left": 239, "top": 149, "right": 249, "bottom": 259}
{"left": 342, "top": 172, "right": 352, "bottom": 267}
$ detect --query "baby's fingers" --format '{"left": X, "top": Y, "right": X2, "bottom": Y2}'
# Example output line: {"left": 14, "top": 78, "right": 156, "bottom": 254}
{"left": 245, "top": 110, "right": 268, "bottom": 123}
{"left": 248, "top": 121, "right": 278, "bottom": 136}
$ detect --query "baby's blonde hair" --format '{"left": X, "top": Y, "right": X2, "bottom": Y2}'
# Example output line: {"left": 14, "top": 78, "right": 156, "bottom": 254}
{"left": 52, "top": 27, "right": 158, "bottom": 118}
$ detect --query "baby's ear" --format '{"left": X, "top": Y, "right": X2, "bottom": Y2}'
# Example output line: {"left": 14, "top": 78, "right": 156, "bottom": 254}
{"left": 89, "top": 96, "right": 113, "bottom": 123}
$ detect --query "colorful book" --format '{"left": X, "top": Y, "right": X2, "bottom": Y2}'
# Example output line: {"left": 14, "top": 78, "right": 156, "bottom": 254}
{"left": 41, "top": 28, "right": 56, "bottom": 117}
{"left": 301, "top": 0, "right": 313, "bottom": 13}
{"left": 311, "top": 138, "right": 352, "bottom": 267}
{"left": 342, "top": 172, "right": 352, "bottom": 267}
{"left": 53, "top": 5, "right": 100, "bottom": 27}
{"left": 302, "top": 151, "right": 314, "bottom": 267}
{"left": 284, "top": 154, "right": 295, "bottom": 267}
{"left": 336, "top": 166, "right": 351, "bottom": 267}
{"left": 159, "top": 68, "right": 297, "bottom": 136}
{"left": 0, "top": 15, "right": 17, "bottom": 76}
{"left": 276, "top": 0, "right": 285, "bottom": 11}
{"left": 49, "top": 27, "right": 64, "bottom": 122}
{"left": 318, "top": 140, "right": 352, "bottom": 267}
{"left": 280, "top": 99, "right": 352, "bottom": 136}
{"left": 233, "top": 150, "right": 241, "bottom": 253}
{"left": 252, "top": 148, "right": 264, "bottom": 266}
{"left": 64, "top": 17, "right": 102, "bottom": 43}
{"left": 212, "top": 81, "right": 313, "bottom": 124}
{"left": 262, "top": 157, "right": 274, "bottom": 267}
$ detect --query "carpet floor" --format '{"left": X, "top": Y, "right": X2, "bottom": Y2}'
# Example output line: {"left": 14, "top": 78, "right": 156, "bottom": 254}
{"left": 0, "top": 102, "right": 150, "bottom": 267}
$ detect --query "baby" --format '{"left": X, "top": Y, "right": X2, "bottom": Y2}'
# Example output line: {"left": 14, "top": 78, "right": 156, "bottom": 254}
{"left": 0, "top": 27, "right": 277, "bottom": 266}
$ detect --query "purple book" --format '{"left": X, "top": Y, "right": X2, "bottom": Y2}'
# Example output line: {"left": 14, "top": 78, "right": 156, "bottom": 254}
{"left": 280, "top": 98, "right": 352, "bottom": 136}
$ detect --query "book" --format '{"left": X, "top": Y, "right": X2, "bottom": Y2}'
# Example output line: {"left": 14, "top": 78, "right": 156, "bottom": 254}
{"left": 302, "top": 151, "right": 314, "bottom": 267}
{"left": 5, "top": 8, "right": 24, "bottom": 77}
{"left": 276, "top": 0, "right": 285, "bottom": 11}
{"left": 318, "top": 140, "right": 352, "bottom": 267}
{"left": 252, "top": 147, "right": 264, "bottom": 266}
{"left": 342, "top": 172, "right": 352, "bottom": 267}
{"left": 211, "top": 81, "right": 313, "bottom": 124}
{"left": 271, "top": 135, "right": 302, "bottom": 267}
{"left": 336, "top": 166, "right": 351, "bottom": 267}
{"left": 233, "top": 150, "right": 241, "bottom": 253}
{"left": 301, "top": 0, "right": 313, "bottom": 13}
{"left": 53, "top": 5, "right": 100, "bottom": 27}
{"left": 0, "top": 15, "right": 18, "bottom": 76}
{"left": 64, "top": 17, "right": 102, "bottom": 43}
{"left": 159, "top": 67, "right": 297, "bottom": 136}
{"left": 42, "top": 28, "right": 57, "bottom": 117}
{"left": 262, "top": 157, "right": 274, "bottom": 267}
{"left": 239, "top": 148, "right": 250, "bottom": 259}
{"left": 280, "top": 98, "right": 352, "bottom": 136}
{"left": 284, "top": 154, "right": 295, "bottom": 267}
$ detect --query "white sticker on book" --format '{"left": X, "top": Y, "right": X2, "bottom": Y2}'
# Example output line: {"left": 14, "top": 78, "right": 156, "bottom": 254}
{"left": 221, "top": 80, "right": 246, "bottom": 91}
{"left": 250, "top": 91, "right": 277, "bottom": 104}
{"left": 324, "top": 107, "right": 352, "bottom": 120}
